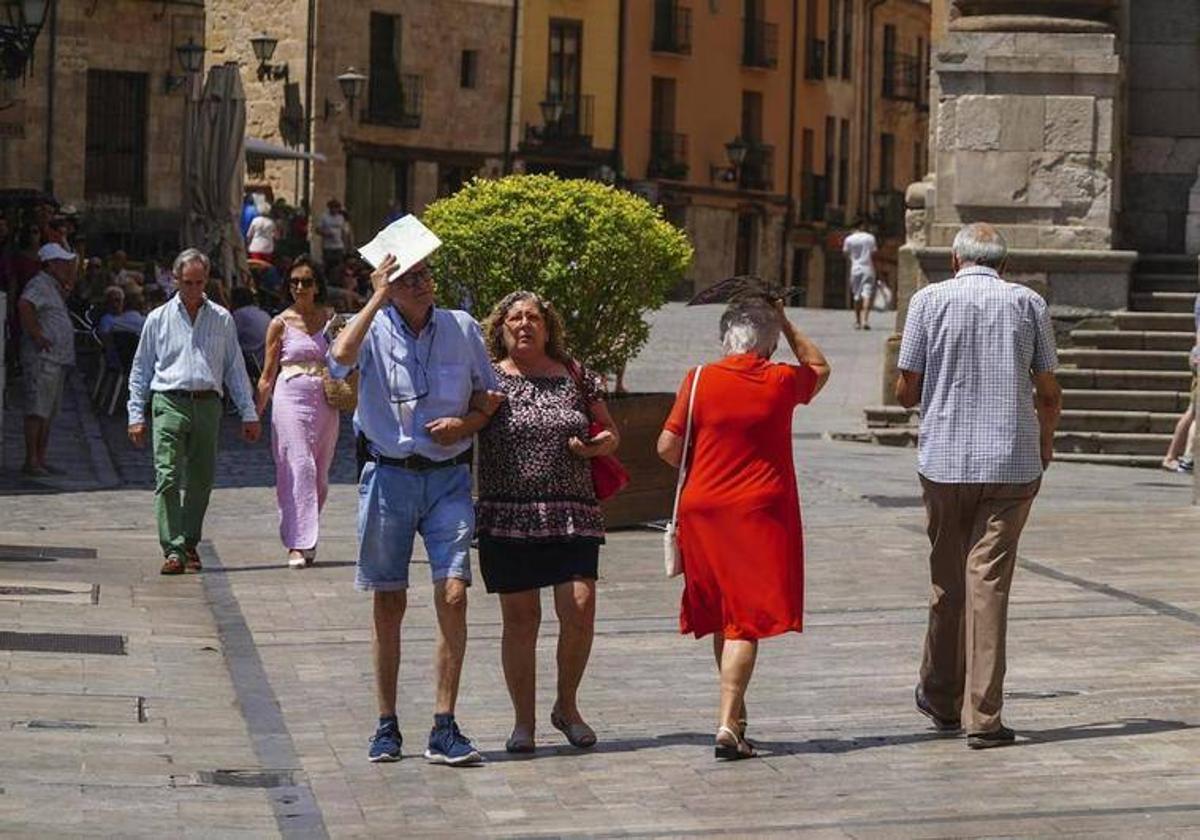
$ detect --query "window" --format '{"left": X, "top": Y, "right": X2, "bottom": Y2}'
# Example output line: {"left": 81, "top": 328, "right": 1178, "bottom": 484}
{"left": 548, "top": 19, "right": 583, "bottom": 134}
{"left": 85, "top": 70, "right": 147, "bottom": 204}
{"left": 838, "top": 118, "right": 851, "bottom": 208}
{"left": 439, "top": 165, "right": 471, "bottom": 197}
{"left": 460, "top": 50, "right": 478, "bottom": 89}
{"left": 800, "top": 128, "right": 822, "bottom": 222}
{"left": 805, "top": 0, "right": 822, "bottom": 80}
{"left": 734, "top": 212, "right": 758, "bottom": 276}
{"left": 824, "top": 116, "right": 836, "bottom": 206}
{"left": 882, "top": 25, "right": 897, "bottom": 98}
{"left": 880, "top": 133, "right": 895, "bottom": 190}
{"left": 346, "top": 157, "right": 410, "bottom": 244}
{"left": 368, "top": 13, "right": 402, "bottom": 122}
{"left": 827, "top": 0, "right": 839, "bottom": 78}
{"left": 741, "top": 90, "right": 763, "bottom": 142}
{"left": 842, "top": 0, "right": 853, "bottom": 79}
{"left": 650, "top": 77, "right": 687, "bottom": 179}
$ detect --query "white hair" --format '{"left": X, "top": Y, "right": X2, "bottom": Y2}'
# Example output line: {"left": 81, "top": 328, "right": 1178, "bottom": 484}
{"left": 719, "top": 303, "right": 781, "bottom": 356}
{"left": 952, "top": 223, "right": 1008, "bottom": 269}
{"left": 173, "top": 248, "right": 210, "bottom": 279}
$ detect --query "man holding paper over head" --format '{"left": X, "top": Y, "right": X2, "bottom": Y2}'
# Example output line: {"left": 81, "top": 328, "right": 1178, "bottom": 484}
{"left": 328, "top": 215, "right": 502, "bottom": 766}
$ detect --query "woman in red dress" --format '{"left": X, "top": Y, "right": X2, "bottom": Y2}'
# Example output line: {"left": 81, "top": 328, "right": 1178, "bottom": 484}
{"left": 657, "top": 300, "right": 830, "bottom": 760}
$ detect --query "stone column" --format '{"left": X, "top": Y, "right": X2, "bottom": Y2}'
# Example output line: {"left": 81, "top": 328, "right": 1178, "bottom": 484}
{"left": 881, "top": 0, "right": 1136, "bottom": 405}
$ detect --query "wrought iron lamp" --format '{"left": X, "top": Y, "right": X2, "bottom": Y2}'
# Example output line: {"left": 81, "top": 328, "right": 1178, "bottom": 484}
{"left": 710, "top": 135, "right": 749, "bottom": 183}
{"left": 0, "top": 0, "right": 49, "bottom": 80}
{"left": 164, "top": 37, "right": 205, "bottom": 94}
{"left": 249, "top": 32, "right": 288, "bottom": 83}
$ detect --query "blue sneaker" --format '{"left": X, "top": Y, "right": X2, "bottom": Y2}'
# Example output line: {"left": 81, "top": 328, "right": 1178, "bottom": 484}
{"left": 424, "top": 713, "right": 482, "bottom": 766}
{"left": 368, "top": 716, "right": 402, "bottom": 762}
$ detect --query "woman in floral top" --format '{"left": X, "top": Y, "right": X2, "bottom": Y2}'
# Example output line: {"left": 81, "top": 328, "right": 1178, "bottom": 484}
{"left": 476, "top": 290, "right": 620, "bottom": 754}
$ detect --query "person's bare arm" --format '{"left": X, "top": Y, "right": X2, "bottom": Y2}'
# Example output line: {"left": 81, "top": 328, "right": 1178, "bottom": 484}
{"left": 568, "top": 399, "right": 620, "bottom": 458}
{"left": 775, "top": 302, "right": 832, "bottom": 397}
{"left": 17, "top": 298, "right": 50, "bottom": 351}
{"left": 656, "top": 429, "right": 683, "bottom": 468}
{"left": 256, "top": 318, "right": 285, "bottom": 415}
{"left": 1033, "top": 370, "right": 1063, "bottom": 469}
{"left": 895, "top": 370, "right": 923, "bottom": 409}
{"left": 329, "top": 254, "right": 397, "bottom": 366}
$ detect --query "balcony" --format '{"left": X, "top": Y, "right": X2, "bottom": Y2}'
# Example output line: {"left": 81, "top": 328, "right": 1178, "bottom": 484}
{"left": 805, "top": 39, "right": 826, "bottom": 80}
{"left": 648, "top": 131, "right": 689, "bottom": 180}
{"left": 738, "top": 142, "right": 774, "bottom": 191}
{"left": 742, "top": 19, "right": 778, "bottom": 69}
{"left": 524, "top": 93, "right": 595, "bottom": 148}
{"left": 365, "top": 72, "right": 423, "bottom": 129}
{"left": 883, "top": 53, "right": 921, "bottom": 103}
{"left": 799, "top": 173, "right": 828, "bottom": 222}
{"left": 652, "top": 2, "right": 692, "bottom": 55}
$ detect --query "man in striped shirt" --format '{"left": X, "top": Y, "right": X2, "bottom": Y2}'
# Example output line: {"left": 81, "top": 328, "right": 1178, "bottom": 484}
{"left": 896, "top": 222, "right": 1062, "bottom": 750}
{"left": 127, "top": 249, "right": 261, "bottom": 575}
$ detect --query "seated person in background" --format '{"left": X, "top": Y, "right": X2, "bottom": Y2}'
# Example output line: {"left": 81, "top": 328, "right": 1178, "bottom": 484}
{"left": 96, "top": 285, "right": 146, "bottom": 369}
{"left": 324, "top": 259, "right": 364, "bottom": 312}
{"left": 231, "top": 286, "right": 272, "bottom": 369}
{"left": 110, "top": 250, "right": 144, "bottom": 293}
{"left": 143, "top": 285, "right": 167, "bottom": 312}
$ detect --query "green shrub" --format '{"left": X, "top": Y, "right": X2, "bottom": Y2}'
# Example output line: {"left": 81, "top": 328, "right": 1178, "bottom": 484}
{"left": 424, "top": 174, "right": 693, "bottom": 375}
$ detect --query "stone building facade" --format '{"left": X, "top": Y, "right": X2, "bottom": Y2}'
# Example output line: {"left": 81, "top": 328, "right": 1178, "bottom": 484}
{"left": 0, "top": 0, "right": 205, "bottom": 252}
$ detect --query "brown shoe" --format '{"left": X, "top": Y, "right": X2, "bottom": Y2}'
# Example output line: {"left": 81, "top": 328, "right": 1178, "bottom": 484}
{"left": 184, "top": 547, "right": 202, "bottom": 573}
{"left": 161, "top": 555, "right": 186, "bottom": 575}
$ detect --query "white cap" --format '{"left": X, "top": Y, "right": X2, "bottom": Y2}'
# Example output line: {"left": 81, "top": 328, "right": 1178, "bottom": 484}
{"left": 38, "top": 242, "right": 77, "bottom": 263}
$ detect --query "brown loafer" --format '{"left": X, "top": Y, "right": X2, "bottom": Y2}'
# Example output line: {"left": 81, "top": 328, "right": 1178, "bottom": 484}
{"left": 184, "top": 547, "right": 202, "bottom": 573}
{"left": 161, "top": 555, "right": 186, "bottom": 575}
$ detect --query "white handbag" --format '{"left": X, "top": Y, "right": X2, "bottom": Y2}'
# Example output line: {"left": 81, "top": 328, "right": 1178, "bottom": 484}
{"left": 664, "top": 365, "right": 703, "bottom": 578}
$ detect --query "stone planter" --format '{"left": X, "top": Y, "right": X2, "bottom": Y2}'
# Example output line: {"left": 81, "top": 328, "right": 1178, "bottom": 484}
{"left": 599, "top": 392, "right": 677, "bottom": 529}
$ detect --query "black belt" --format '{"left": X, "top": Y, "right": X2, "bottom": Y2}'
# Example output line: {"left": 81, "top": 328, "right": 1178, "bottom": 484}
{"left": 371, "top": 448, "right": 472, "bottom": 471}
{"left": 160, "top": 389, "right": 220, "bottom": 400}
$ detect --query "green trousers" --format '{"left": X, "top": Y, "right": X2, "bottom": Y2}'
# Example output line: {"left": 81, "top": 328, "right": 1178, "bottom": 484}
{"left": 151, "top": 392, "right": 221, "bottom": 558}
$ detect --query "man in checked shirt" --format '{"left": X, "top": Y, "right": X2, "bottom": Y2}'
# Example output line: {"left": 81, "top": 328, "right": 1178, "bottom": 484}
{"left": 895, "top": 222, "right": 1063, "bottom": 750}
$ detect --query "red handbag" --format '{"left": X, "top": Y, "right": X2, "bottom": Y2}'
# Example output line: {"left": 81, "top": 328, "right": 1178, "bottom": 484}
{"left": 570, "top": 362, "right": 629, "bottom": 501}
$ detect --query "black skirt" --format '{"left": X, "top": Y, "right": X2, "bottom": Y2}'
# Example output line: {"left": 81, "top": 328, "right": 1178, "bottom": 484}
{"left": 478, "top": 536, "right": 601, "bottom": 594}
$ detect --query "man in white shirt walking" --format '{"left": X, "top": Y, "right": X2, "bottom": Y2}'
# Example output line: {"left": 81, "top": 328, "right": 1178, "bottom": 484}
{"left": 317, "top": 198, "right": 349, "bottom": 274}
{"left": 842, "top": 222, "right": 879, "bottom": 330}
{"left": 127, "top": 248, "right": 261, "bottom": 575}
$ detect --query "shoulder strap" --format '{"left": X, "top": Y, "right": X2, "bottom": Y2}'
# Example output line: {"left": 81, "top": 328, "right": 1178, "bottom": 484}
{"left": 669, "top": 365, "right": 703, "bottom": 525}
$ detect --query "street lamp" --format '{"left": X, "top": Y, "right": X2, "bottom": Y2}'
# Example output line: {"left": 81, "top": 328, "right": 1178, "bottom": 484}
{"left": 0, "top": 0, "right": 49, "bottom": 80}
{"left": 164, "top": 37, "right": 205, "bottom": 94}
{"left": 249, "top": 32, "right": 288, "bottom": 83}
{"left": 710, "top": 135, "right": 749, "bottom": 183}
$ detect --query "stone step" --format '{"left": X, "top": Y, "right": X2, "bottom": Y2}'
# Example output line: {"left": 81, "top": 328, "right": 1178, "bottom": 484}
{"left": 864, "top": 405, "right": 918, "bottom": 428}
{"left": 1056, "top": 369, "right": 1193, "bottom": 391}
{"left": 1058, "top": 348, "right": 1190, "bottom": 371}
{"left": 1135, "top": 253, "right": 1199, "bottom": 275}
{"left": 1062, "top": 389, "right": 1191, "bottom": 413}
{"left": 1055, "top": 431, "right": 1171, "bottom": 456}
{"left": 1129, "top": 291, "right": 1196, "bottom": 313}
{"left": 1054, "top": 452, "right": 1164, "bottom": 468}
{"left": 1057, "top": 409, "right": 1179, "bottom": 435}
{"left": 1069, "top": 330, "right": 1195, "bottom": 351}
{"left": 1132, "top": 272, "right": 1200, "bottom": 293}
{"left": 1114, "top": 311, "right": 1195, "bottom": 332}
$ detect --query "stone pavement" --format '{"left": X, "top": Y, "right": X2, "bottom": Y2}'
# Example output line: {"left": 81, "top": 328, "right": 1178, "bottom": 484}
{"left": 1, "top": 306, "right": 1198, "bottom": 838}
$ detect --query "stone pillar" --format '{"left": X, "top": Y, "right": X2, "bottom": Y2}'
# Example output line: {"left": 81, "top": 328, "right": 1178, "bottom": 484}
{"left": 882, "top": 0, "right": 1136, "bottom": 406}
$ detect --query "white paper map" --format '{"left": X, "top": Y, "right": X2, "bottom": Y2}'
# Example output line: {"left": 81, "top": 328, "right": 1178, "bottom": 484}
{"left": 357, "top": 214, "right": 442, "bottom": 281}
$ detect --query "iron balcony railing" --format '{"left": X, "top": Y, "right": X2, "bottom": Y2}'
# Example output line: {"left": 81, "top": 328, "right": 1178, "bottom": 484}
{"left": 739, "top": 142, "right": 775, "bottom": 191}
{"left": 652, "top": 2, "right": 692, "bottom": 54}
{"left": 366, "top": 72, "right": 423, "bottom": 128}
{"left": 648, "top": 131, "right": 689, "bottom": 180}
{"left": 742, "top": 19, "right": 778, "bottom": 69}
{"left": 883, "top": 53, "right": 921, "bottom": 103}
{"left": 525, "top": 93, "right": 595, "bottom": 147}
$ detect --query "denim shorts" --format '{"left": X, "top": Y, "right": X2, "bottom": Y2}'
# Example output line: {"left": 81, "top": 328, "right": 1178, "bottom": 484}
{"left": 355, "top": 461, "right": 473, "bottom": 592}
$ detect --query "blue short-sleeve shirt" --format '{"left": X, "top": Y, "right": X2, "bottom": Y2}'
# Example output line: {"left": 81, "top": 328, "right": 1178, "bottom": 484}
{"left": 328, "top": 306, "right": 498, "bottom": 460}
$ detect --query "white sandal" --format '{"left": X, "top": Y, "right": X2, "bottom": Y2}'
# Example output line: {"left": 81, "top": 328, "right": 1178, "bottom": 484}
{"left": 714, "top": 724, "right": 756, "bottom": 760}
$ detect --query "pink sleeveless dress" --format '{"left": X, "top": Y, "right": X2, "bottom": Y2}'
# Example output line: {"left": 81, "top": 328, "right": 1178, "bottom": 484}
{"left": 272, "top": 323, "right": 340, "bottom": 550}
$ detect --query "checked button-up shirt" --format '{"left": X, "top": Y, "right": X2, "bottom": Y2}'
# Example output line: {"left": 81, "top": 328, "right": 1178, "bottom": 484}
{"left": 898, "top": 266, "right": 1058, "bottom": 484}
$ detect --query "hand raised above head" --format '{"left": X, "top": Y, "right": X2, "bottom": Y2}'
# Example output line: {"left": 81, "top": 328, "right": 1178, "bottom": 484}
{"left": 369, "top": 254, "right": 399, "bottom": 293}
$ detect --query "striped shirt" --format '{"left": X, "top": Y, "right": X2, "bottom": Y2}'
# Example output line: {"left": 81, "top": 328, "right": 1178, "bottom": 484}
{"left": 897, "top": 266, "right": 1058, "bottom": 484}
{"left": 127, "top": 295, "right": 258, "bottom": 425}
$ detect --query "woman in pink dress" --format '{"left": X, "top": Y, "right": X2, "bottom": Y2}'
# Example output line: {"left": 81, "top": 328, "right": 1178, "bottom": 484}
{"left": 256, "top": 256, "right": 340, "bottom": 569}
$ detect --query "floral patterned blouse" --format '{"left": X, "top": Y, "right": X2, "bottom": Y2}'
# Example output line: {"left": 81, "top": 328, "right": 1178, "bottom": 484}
{"left": 476, "top": 362, "right": 606, "bottom": 542}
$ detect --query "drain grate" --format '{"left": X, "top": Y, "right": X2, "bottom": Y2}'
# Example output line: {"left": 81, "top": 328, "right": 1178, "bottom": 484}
{"left": 0, "top": 545, "right": 96, "bottom": 560}
{"left": 1005, "top": 689, "right": 1081, "bottom": 700}
{"left": 0, "top": 631, "right": 126, "bottom": 655}
{"left": 22, "top": 720, "right": 97, "bottom": 731}
{"left": 0, "top": 586, "right": 75, "bottom": 597}
{"left": 194, "top": 769, "right": 297, "bottom": 788}
{"left": 863, "top": 494, "right": 925, "bottom": 508}
{"left": 0, "top": 555, "right": 57, "bottom": 563}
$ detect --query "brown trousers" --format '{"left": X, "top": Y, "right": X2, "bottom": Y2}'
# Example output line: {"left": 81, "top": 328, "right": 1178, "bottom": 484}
{"left": 918, "top": 476, "right": 1041, "bottom": 734}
